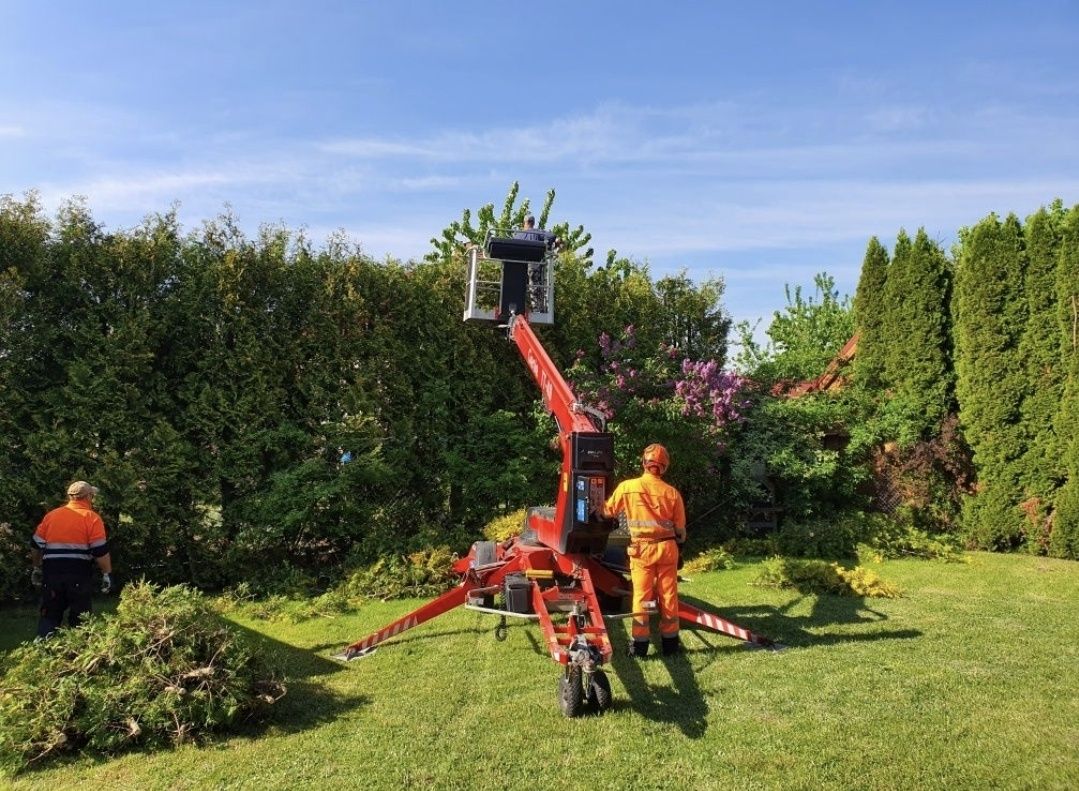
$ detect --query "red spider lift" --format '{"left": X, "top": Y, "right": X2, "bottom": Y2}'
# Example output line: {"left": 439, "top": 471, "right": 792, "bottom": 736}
{"left": 338, "top": 230, "right": 776, "bottom": 716}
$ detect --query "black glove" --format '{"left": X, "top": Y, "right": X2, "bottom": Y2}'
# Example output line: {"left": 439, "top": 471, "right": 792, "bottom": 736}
{"left": 100, "top": 573, "right": 112, "bottom": 594}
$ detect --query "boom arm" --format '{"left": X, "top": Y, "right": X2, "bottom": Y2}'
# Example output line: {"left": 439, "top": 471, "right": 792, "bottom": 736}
{"left": 507, "top": 315, "right": 614, "bottom": 555}
{"left": 509, "top": 315, "right": 600, "bottom": 437}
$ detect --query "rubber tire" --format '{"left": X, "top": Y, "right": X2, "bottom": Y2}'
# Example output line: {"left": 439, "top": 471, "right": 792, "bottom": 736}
{"left": 471, "top": 540, "right": 496, "bottom": 566}
{"left": 588, "top": 669, "right": 613, "bottom": 713}
{"left": 558, "top": 667, "right": 584, "bottom": 718}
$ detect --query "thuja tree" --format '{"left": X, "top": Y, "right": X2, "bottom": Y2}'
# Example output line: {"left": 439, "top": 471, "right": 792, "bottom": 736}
{"left": 850, "top": 229, "right": 964, "bottom": 534}
{"left": 1017, "top": 203, "right": 1067, "bottom": 550}
{"left": 953, "top": 214, "right": 1028, "bottom": 549}
{"left": 852, "top": 237, "right": 890, "bottom": 393}
{"left": 0, "top": 196, "right": 51, "bottom": 596}
{"left": 880, "top": 229, "right": 953, "bottom": 439}
{"left": 880, "top": 230, "right": 913, "bottom": 392}
{"left": 0, "top": 202, "right": 191, "bottom": 586}
{"left": 1050, "top": 205, "right": 1079, "bottom": 558}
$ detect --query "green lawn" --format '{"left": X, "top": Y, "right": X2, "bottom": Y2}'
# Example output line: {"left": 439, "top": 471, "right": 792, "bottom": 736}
{"left": 2, "top": 553, "right": 1077, "bottom": 790}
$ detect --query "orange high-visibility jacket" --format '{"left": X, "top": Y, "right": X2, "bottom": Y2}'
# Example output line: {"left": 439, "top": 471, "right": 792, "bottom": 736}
{"left": 31, "top": 499, "right": 109, "bottom": 575}
{"left": 604, "top": 471, "right": 686, "bottom": 544}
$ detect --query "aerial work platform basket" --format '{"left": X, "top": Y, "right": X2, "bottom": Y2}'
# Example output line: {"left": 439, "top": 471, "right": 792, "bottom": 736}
{"left": 464, "top": 229, "right": 555, "bottom": 324}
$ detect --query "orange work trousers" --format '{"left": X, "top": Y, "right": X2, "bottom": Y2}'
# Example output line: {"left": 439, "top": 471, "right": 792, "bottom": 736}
{"left": 628, "top": 539, "right": 679, "bottom": 640}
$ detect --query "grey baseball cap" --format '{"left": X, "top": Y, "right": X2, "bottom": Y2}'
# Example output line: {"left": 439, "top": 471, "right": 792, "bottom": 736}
{"left": 67, "top": 480, "right": 99, "bottom": 499}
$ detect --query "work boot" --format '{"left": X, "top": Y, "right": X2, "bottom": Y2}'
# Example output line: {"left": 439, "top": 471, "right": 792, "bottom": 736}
{"left": 661, "top": 635, "right": 682, "bottom": 656}
{"left": 627, "top": 639, "right": 650, "bottom": 659}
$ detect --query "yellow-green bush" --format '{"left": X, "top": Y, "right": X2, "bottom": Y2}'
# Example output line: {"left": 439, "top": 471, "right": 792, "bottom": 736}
{"left": 752, "top": 556, "right": 901, "bottom": 598}
{"left": 482, "top": 509, "right": 529, "bottom": 543}
{"left": 682, "top": 547, "right": 735, "bottom": 574}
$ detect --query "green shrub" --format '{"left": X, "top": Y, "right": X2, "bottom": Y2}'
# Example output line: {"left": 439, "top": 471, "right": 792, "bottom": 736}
{"left": 682, "top": 547, "right": 735, "bottom": 574}
{"left": 870, "top": 519, "right": 968, "bottom": 562}
{"left": 0, "top": 522, "right": 30, "bottom": 601}
{"left": 214, "top": 582, "right": 355, "bottom": 624}
{"left": 0, "top": 582, "right": 284, "bottom": 774}
{"left": 775, "top": 513, "right": 878, "bottom": 559}
{"left": 721, "top": 536, "right": 779, "bottom": 557}
{"left": 961, "top": 485, "right": 1026, "bottom": 551}
{"left": 752, "top": 556, "right": 901, "bottom": 598}
{"left": 341, "top": 546, "right": 457, "bottom": 601}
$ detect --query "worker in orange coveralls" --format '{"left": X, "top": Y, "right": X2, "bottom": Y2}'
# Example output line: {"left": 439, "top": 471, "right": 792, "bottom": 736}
{"left": 604, "top": 444, "right": 686, "bottom": 658}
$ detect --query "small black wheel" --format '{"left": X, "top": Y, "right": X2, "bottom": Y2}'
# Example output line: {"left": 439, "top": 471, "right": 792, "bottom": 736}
{"left": 558, "top": 667, "right": 584, "bottom": 718}
{"left": 494, "top": 617, "right": 508, "bottom": 642}
{"left": 588, "top": 669, "right": 613, "bottom": 713}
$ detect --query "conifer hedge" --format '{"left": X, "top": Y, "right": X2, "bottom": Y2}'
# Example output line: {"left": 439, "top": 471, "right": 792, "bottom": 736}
{"left": 0, "top": 192, "right": 737, "bottom": 597}
{"left": 852, "top": 202, "right": 1079, "bottom": 558}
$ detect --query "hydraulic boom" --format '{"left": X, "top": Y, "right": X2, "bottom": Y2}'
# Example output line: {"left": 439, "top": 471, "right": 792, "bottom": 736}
{"left": 337, "top": 229, "right": 777, "bottom": 716}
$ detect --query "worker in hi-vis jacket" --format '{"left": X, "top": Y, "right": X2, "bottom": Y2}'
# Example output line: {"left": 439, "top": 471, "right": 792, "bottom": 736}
{"left": 604, "top": 444, "right": 686, "bottom": 658}
{"left": 30, "top": 480, "right": 112, "bottom": 637}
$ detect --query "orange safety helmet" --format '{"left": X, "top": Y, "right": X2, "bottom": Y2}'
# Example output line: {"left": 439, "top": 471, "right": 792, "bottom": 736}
{"left": 642, "top": 443, "right": 670, "bottom": 475}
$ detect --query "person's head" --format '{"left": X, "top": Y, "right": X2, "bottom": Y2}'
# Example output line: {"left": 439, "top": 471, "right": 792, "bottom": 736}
{"left": 641, "top": 444, "right": 670, "bottom": 476}
{"left": 66, "top": 480, "right": 98, "bottom": 501}
{"left": 523, "top": 214, "right": 536, "bottom": 229}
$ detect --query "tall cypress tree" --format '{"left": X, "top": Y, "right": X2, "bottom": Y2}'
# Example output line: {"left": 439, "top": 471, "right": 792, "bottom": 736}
{"left": 953, "top": 213, "right": 1028, "bottom": 549}
{"left": 880, "top": 228, "right": 952, "bottom": 436}
{"left": 852, "top": 237, "right": 890, "bottom": 392}
{"left": 881, "top": 230, "right": 913, "bottom": 392}
{"left": 1017, "top": 203, "right": 1066, "bottom": 549}
{"left": 1050, "top": 205, "right": 1079, "bottom": 558}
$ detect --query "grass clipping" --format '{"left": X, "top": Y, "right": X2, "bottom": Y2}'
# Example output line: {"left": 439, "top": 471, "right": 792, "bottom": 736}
{"left": 753, "top": 557, "right": 902, "bottom": 598}
{"left": 0, "top": 581, "right": 285, "bottom": 773}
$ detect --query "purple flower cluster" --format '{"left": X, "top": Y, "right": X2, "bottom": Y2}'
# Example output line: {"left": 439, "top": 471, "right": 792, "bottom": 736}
{"left": 674, "top": 358, "right": 749, "bottom": 429}
{"left": 569, "top": 325, "right": 747, "bottom": 437}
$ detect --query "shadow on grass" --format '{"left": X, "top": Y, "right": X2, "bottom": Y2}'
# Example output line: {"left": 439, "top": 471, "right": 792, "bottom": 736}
{"left": 599, "top": 589, "right": 921, "bottom": 736}
{"left": 0, "top": 603, "right": 40, "bottom": 654}
{"left": 306, "top": 624, "right": 493, "bottom": 656}
{"left": 0, "top": 596, "right": 122, "bottom": 654}
{"left": 680, "top": 593, "right": 922, "bottom": 650}
{"left": 611, "top": 648, "right": 709, "bottom": 738}
{"left": 227, "top": 621, "right": 369, "bottom": 738}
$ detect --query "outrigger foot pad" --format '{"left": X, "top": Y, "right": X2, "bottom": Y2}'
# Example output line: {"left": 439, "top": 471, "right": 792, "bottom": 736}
{"left": 334, "top": 646, "right": 377, "bottom": 661}
{"left": 743, "top": 640, "right": 785, "bottom": 652}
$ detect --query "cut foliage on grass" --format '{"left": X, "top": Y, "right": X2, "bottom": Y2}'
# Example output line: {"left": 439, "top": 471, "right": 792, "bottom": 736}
{"left": 0, "top": 582, "right": 285, "bottom": 775}
{"left": 753, "top": 556, "right": 903, "bottom": 598}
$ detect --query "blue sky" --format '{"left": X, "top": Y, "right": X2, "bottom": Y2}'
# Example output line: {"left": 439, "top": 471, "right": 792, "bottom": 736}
{"left": 2, "top": 2, "right": 1078, "bottom": 336}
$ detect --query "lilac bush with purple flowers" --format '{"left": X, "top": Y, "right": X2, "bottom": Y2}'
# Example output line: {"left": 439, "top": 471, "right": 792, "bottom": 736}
{"left": 567, "top": 325, "right": 754, "bottom": 533}
{"left": 570, "top": 325, "right": 749, "bottom": 436}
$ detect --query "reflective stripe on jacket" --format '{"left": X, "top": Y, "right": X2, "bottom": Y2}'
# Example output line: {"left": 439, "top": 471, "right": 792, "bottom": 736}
{"left": 604, "top": 472, "right": 686, "bottom": 543}
{"left": 31, "top": 499, "right": 108, "bottom": 572}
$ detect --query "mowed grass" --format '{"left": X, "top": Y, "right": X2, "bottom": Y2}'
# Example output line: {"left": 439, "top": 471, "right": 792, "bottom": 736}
{"left": 1, "top": 553, "right": 1076, "bottom": 790}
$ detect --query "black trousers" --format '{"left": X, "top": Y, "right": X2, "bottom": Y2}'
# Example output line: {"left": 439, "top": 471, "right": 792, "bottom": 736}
{"left": 38, "top": 573, "right": 93, "bottom": 637}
